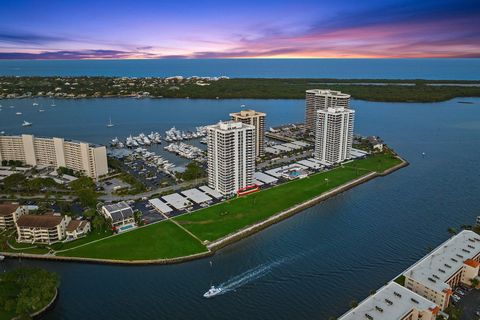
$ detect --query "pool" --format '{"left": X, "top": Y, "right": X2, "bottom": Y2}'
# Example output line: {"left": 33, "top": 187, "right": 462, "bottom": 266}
{"left": 118, "top": 224, "right": 136, "bottom": 232}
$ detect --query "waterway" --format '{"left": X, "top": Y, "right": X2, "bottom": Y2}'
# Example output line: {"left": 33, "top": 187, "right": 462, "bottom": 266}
{"left": 1, "top": 58, "right": 479, "bottom": 79}
{"left": 1, "top": 97, "right": 480, "bottom": 319}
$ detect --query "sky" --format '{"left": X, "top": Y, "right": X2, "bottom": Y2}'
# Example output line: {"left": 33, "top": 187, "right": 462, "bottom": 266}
{"left": 0, "top": 0, "right": 479, "bottom": 59}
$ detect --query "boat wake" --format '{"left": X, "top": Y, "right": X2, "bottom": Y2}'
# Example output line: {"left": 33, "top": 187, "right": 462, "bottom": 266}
{"left": 211, "top": 259, "right": 286, "bottom": 297}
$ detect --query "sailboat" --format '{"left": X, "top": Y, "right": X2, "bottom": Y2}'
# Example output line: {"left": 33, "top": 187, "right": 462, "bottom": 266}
{"left": 50, "top": 99, "right": 56, "bottom": 107}
{"left": 107, "top": 117, "right": 114, "bottom": 127}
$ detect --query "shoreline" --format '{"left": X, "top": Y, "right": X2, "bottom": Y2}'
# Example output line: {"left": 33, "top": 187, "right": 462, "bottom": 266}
{"left": 1, "top": 156, "right": 408, "bottom": 265}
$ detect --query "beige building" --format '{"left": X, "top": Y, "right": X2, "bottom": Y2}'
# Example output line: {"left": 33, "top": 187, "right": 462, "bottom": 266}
{"left": 339, "top": 282, "right": 440, "bottom": 320}
{"left": 403, "top": 230, "right": 480, "bottom": 310}
{"left": 314, "top": 107, "right": 355, "bottom": 164}
{"left": 230, "top": 109, "right": 266, "bottom": 157}
{"left": 207, "top": 121, "right": 255, "bottom": 196}
{"left": 0, "top": 202, "right": 28, "bottom": 230}
{"left": 65, "top": 220, "right": 91, "bottom": 241}
{"left": 305, "top": 89, "right": 350, "bottom": 131}
{"left": 16, "top": 213, "right": 71, "bottom": 244}
{"left": 0, "top": 134, "right": 108, "bottom": 179}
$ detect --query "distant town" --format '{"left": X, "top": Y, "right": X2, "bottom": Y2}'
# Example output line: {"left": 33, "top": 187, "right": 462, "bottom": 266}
{"left": 1, "top": 76, "right": 480, "bottom": 102}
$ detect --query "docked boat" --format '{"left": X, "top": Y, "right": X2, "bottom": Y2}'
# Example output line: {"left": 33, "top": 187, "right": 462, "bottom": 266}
{"left": 0, "top": 255, "right": 4, "bottom": 261}
{"left": 203, "top": 286, "right": 222, "bottom": 298}
{"left": 22, "top": 121, "right": 32, "bottom": 127}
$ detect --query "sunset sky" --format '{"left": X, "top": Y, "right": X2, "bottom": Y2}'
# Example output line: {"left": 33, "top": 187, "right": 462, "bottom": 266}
{"left": 0, "top": 0, "right": 479, "bottom": 59}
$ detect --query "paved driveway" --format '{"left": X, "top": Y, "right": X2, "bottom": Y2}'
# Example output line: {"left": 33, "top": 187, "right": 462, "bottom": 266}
{"left": 458, "top": 289, "right": 480, "bottom": 320}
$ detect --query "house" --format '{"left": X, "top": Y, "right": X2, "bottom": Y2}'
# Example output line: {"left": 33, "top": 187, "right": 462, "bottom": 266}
{"left": 65, "top": 220, "right": 91, "bottom": 241}
{"left": 16, "top": 213, "right": 71, "bottom": 244}
{"left": 367, "top": 136, "right": 384, "bottom": 152}
{"left": 101, "top": 201, "right": 136, "bottom": 231}
{"left": 0, "top": 202, "right": 28, "bottom": 230}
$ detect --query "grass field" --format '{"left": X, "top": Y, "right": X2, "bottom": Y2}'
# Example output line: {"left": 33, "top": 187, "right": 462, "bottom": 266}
{"left": 60, "top": 220, "right": 208, "bottom": 260}
{"left": 175, "top": 153, "right": 402, "bottom": 241}
{"left": 11, "top": 152, "right": 401, "bottom": 261}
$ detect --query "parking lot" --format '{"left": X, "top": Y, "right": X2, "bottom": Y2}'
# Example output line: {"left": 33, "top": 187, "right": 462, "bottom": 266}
{"left": 456, "top": 288, "right": 480, "bottom": 320}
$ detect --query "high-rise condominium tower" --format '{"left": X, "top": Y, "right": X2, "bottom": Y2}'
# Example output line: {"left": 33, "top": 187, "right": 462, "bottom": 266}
{"left": 207, "top": 121, "right": 255, "bottom": 196}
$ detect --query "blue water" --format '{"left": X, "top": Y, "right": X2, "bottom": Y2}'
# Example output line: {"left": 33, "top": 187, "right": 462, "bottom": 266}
{"left": 2, "top": 97, "right": 480, "bottom": 319}
{"left": 0, "top": 58, "right": 479, "bottom": 79}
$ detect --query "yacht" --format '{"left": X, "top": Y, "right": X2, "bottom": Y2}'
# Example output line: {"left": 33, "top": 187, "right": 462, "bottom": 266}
{"left": 203, "top": 286, "right": 222, "bottom": 298}
{"left": 22, "top": 121, "right": 32, "bottom": 127}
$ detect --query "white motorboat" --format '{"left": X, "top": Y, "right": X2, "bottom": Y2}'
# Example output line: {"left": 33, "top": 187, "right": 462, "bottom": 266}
{"left": 203, "top": 286, "right": 222, "bottom": 298}
{"left": 0, "top": 255, "right": 4, "bottom": 261}
{"left": 22, "top": 121, "right": 32, "bottom": 127}
{"left": 33, "top": 102, "right": 39, "bottom": 106}
{"left": 16, "top": 112, "right": 22, "bottom": 115}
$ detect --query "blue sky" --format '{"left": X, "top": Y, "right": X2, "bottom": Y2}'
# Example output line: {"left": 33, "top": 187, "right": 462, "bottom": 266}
{"left": 0, "top": 0, "right": 479, "bottom": 58}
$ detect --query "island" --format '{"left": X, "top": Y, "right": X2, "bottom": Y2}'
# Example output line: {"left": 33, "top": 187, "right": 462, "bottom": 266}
{"left": 0, "top": 267, "right": 59, "bottom": 320}
{"left": 1, "top": 76, "right": 480, "bottom": 102}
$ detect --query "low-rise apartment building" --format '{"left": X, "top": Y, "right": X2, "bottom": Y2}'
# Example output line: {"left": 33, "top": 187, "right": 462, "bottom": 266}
{"left": 0, "top": 202, "right": 28, "bottom": 230}
{"left": 403, "top": 230, "right": 480, "bottom": 309}
{"left": 0, "top": 134, "right": 108, "bottom": 179}
{"left": 16, "top": 213, "right": 71, "bottom": 244}
{"left": 339, "top": 282, "right": 440, "bottom": 320}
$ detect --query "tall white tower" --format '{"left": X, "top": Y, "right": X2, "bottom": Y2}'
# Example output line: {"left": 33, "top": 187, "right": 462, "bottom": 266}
{"left": 314, "top": 107, "right": 355, "bottom": 164}
{"left": 207, "top": 121, "right": 256, "bottom": 196}
{"left": 305, "top": 89, "right": 350, "bottom": 131}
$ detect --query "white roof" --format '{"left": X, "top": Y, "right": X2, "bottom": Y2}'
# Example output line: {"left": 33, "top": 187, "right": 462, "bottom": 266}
{"left": 297, "top": 159, "right": 321, "bottom": 169}
{"left": 283, "top": 143, "right": 302, "bottom": 149}
{"left": 272, "top": 145, "right": 292, "bottom": 152}
{"left": 253, "top": 172, "right": 278, "bottom": 184}
{"left": 292, "top": 140, "right": 310, "bottom": 147}
{"left": 161, "top": 193, "right": 191, "bottom": 210}
{"left": 339, "top": 282, "right": 438, "bottom": 320}
{"left": 148, "top": 198, "right": 173, "bottom": 213}
{"left": 403, "top": 230, "right": 480, "bottom": 293}
{"left": 199, "top": 185, "right": 223, "bottom": 199}
{"left": 265, "top": 147, "right": 281, "bottom": 154}
{"left": 307, "top": 158, "right": 324, "bottom": 165}
{"left": 181, "top": 188, "right": 212, "bottom": 204}
{"left": 252, "top": 179, "right": 264, "bottom": 186}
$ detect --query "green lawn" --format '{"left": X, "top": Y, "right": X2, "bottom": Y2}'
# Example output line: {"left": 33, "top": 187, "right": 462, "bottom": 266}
{"left": 51, "top": 230, "right": 113, "bottom": 251}
{"left": 0, "top": 309, "right": 15, "bottom": 320}
{"left": 175, "top": 153, "right": 402, "bottom": 241}
{"left": 59, "top": 220, "right": 208, "bottom": 260}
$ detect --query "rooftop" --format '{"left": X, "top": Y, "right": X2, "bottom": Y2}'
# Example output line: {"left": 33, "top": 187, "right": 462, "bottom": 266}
{"left": 102, "top": 202, "right": 134, "bottom": 222}
{"left": 66, "top": 220, "right": 89, "bottom": 232}
{"left": 16, "top": 213, "right": 64, "bottom": 228}
{"left": 306, "top": 89, "right": 351, "bottom": 98}
{"left": 148, "top": 198, "right": 173, "bottom": 214}
{"left": 230, "top": 109, "right": 266, "bottom": 117}
{"left": 181, "top": 188, "right": 212, "bottom": 204}
{"left": 403, "top": 230, "right": 480, "bottom": 293}
{"left": 162, "top": 193, "right": 191, "bottom": 210}
{"left": 339, "top": 282, "right": 439, "bottom": 320}
{"left": 209, "top": 121, "right": 255, "bottom": 132}
{"left": 0, "top": 202, "right": 20, "bottom": 216}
